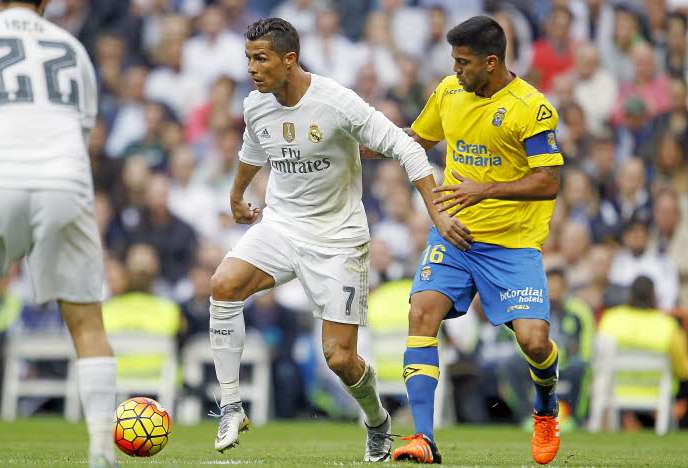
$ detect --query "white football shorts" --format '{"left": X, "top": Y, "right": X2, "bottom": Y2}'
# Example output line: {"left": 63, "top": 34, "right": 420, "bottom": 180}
{"left": 226, "top": 221, "right": 369, "bottom": 326}
{"left": 0, "top": 189, "right": 104, "bottom": 304}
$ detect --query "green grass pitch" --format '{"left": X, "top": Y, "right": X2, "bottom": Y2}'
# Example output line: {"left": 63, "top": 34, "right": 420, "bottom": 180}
{"left": 1, "top": 418, "right": 687, "bottom": 466}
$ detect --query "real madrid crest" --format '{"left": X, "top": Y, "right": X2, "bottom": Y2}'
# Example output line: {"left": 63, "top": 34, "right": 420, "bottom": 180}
{"left": 308, "top": 123, "right": 324, "bottom": 143}
{"left": 492, "top": 107, "right": 506, "bottom": 127}
{"left": 283, "top": 122, "right": 296, "bottom": 143}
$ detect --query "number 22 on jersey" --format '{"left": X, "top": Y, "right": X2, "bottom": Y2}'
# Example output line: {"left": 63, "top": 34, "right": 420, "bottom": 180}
{"left": 0, "top": 37, "right": 79, "bottom": 107}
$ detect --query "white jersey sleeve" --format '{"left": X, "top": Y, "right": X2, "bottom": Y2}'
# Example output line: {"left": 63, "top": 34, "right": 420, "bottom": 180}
{"left": 238, "top": 97, "right": 269, "bottom": 166}
{"left": 337, "top": 88, "right": 433, "bottom": 182}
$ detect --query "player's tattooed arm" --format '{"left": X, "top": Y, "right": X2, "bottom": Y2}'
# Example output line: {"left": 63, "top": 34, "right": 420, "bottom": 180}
{"left": 534, "top": 165, "right": 561, "bottom": 187}
{"left": 432, "top": 165, "right": 561, "bottom": 214}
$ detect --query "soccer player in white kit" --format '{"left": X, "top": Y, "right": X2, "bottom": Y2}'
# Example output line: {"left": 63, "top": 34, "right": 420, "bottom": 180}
{"left": 209, "top": 18, "right": 472, "bottom": 461}
{"left": 0, "top": 2, "right": 117, "bottom": 467}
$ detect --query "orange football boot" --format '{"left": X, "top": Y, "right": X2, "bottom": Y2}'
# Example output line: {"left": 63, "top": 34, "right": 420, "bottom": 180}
{"left": 531, "top": 411, "right": 560, "bottom": 465}
{"left": 392, "top": 433, "right": 442, "bottom": 464}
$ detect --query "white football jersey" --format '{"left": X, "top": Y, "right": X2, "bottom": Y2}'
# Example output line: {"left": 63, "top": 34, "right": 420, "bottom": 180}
{"left": 240, "top": 74, "right": 430, "bottom": 248}
{"left": 0, "top": 7, "right": 97, "bottom": 194}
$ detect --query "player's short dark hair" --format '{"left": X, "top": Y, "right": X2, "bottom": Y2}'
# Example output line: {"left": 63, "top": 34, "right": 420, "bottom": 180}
{"left": 246, "top": 18, "right": 300, "bottom": 59}
{"left": 628, "top": 275, "right": 656, "bottom": 309}
{"left": 446, "top": 16, "right": 506, "bottom": 62}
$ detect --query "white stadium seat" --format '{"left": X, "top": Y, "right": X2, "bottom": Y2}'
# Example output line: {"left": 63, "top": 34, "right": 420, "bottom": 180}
{"left": 588, "top": 335, "right": 674, "bottom": 435}
{"left": 2, "top": 330, "right": 178, "bottom": 421}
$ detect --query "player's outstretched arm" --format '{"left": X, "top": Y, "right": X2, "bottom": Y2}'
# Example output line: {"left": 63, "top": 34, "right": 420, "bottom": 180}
{"left": 359, "top": 129, "right": 437, "bottom": 160}
{"left": 414, "top": 174, "right": 473, "bottom": 250}
{"left": 433, "top": 166, "right": 561, "bottom": 215}
{"left": 230, "top": 161, "right": 263, "bottom": 224}
{"left": 346, "top": 99, "right": 472, "bottom": 248}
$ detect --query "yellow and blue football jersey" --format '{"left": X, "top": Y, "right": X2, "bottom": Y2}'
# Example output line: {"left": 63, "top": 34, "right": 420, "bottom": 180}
{"left": 412, "top": 75, "right": 564, "bottom": 250}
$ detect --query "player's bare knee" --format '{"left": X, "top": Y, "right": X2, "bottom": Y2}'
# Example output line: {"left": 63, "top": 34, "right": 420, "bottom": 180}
{"left": 210, "top": 270, "right": 245, "bottom": 301}
{"left": 408, "top": 304, "right": 442, "bottom": 336}
{"left": 517, "top": 334, "right": 550, "bottom": 362}
{"left": 323, "top": 344, "right": 354, "bottom": 376}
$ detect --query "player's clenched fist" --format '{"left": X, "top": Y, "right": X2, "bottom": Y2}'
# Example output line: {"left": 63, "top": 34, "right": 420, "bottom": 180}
{"left": 230, "top": 197, "right": 261, "bottom": 224}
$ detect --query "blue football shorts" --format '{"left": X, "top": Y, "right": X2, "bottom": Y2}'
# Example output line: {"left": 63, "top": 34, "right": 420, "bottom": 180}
{"left": 410, "top": 227, "right": 550, "bottom": 325}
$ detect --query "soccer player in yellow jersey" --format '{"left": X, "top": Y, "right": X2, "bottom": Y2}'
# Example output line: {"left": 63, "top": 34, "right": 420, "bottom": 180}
{"left": 392, "top": 17, "right": 564, "bottom": 465}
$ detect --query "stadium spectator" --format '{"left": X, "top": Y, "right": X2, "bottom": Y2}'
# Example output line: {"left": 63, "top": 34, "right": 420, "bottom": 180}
{"left": 530, "top": 5, "right": 577, "bottom": 92}
{"left": 386, "top": 55, "right": 429, "bottom": 125}
{"left": 218, "top": 0, "right": 261, "bottom": 35}
{"left": 167, "top": 146, "right": 219, "bottom": 240}
{"left": 181, "top": 5, "right": 246, "bottom": 87}
{"left": 368, "top": 238, "right": 405, "bottom": 289}
{"left": 558, "top": 102, "right": 591, "bottom": 165}
{"left": 600, "top": 157, "right": 652, "bottom": 235}
{"left": 560, "top": 168, "right": 615, "bottom": 243}
{"left": 571, "top": 43, "right": 618, "bottom": 136}
{"left": 421, "top": 5, "right": 453, "bottom": 81}
{"left": 569, "top": 0, "right": 615, "bottom": 46}
{"left": 654, "top": 77, "right": 688, "bottom": 149}
{"left": 272, "top": 0, "right": 321, "bottom": 36}
{"left": 653, "top": 132, "right": 688, "bottom": 196}
{"left": 185, "top": 76, "right": 242, "bottom": 144}
{"left": 377, "top": 0, "right": 428, "bottom": 59}
{"left": 300, "top": 8, "right": 360, "bottom": 87}
{"left": 122, "top": 101, "right": 173, "bottom": 170}
{"left": 93, "top": 33, "right": 127, "bottom": 119}
{"left": 105, "top": 65, "right": 149, "bottom": 157}
{"left": 647, "top": 188, "right": 688, "bottom": 305}
{"left": 357, "top": 11, "right": 400, "bottom": 90}
{"left": 645, "top": 0, "right": 669, "bottom": 45}
{"left": 557, "top": 221, "right": 593, "bottom": 290}
{"left": 609, "top": 218, "right": 680, "bottom": 311}
{"left": 611, "top": 42, "right": 672, "bottom": 126}
{"left": 145, "top": 35, "right": 204, "bottom": 120}
{"left": 599, "top": 276, "right": 688, "bottom": 429}
{"left": 125, "top": 174, "right": 198, "bottom": 290}
{"left": 659, "top": 11, "right": 688, "bottom": 79}
{"left": 574, "top": 244, "right": 628, "bottom": 317}
{"left": 492, "top": 6, "right": 533, "bottom": 78}
{"left": 601, "top": 5, "right": 646, "bottom": 83}
{"left": 88, "top": 119, "right": 124, "bottom": 196}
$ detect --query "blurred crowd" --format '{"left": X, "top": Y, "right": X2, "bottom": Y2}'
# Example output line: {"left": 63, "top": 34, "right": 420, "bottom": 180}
{"left": 2, "top": 0, "right": 688, "bottom": 428}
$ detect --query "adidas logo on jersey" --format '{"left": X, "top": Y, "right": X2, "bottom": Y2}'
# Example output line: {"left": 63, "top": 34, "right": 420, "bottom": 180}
{"left": 259, "top": 128, "right": 271, "bottom": 139}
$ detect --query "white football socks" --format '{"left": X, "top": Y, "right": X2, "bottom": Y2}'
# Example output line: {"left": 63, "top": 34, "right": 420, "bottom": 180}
{"left": 209, "top": 298, "right": 246, "bottom": 407}
{"left": 76, "top": 357, "right": 116, "bottom": 462}
{"left": 345, "top": 360, "right": 387, "bottom": 427}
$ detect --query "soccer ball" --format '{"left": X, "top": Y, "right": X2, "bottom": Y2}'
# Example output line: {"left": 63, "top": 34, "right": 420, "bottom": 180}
{"left": 113, "top": 397, "right": 172, "bottom": 457}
